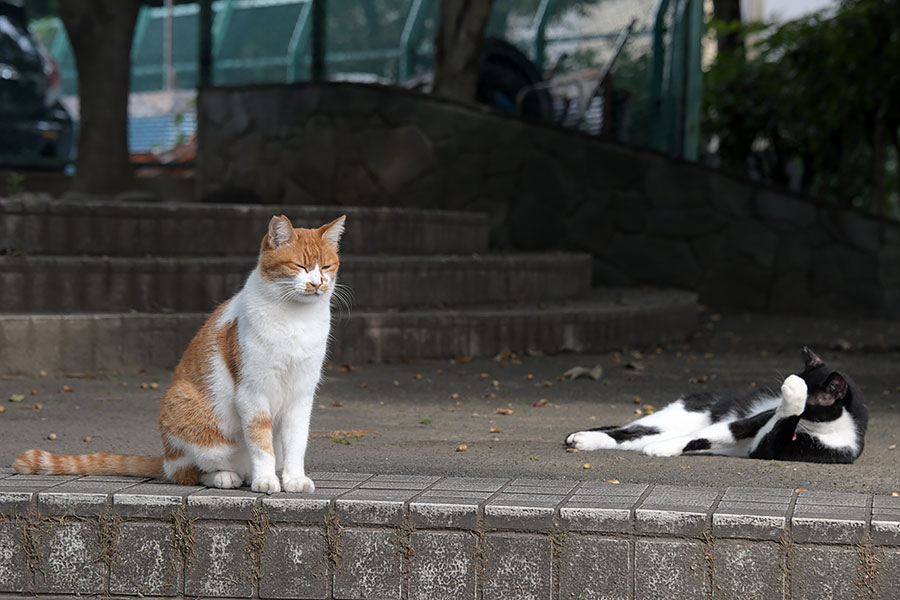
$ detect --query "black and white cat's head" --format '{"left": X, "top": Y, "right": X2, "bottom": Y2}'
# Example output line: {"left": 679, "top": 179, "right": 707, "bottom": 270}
{"left": 796, "top": 346, "right": 860, "bottom": 414}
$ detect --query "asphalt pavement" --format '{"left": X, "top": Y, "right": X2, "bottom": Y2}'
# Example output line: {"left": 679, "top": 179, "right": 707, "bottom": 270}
{"left": 1, "top": 310, "right": 898, "bottom": 494}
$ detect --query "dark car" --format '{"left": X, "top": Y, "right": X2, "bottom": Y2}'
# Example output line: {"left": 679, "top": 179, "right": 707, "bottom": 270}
{"left": 0, "top": 0, "right": 73, "bottom": 169}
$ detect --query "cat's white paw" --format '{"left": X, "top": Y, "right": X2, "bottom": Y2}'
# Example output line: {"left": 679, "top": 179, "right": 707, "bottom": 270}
{"left": 781, "top": 374, "right": 808, "bottom": 416}
{"left": 282, "top": 474, "right": 316, "bottom": 493}
{"left": 643, "top": 439, "right": 685, "bottom": 457}
{"left": 251, "top": 474, "right": 282, "bottom": 494}
{"left": 202, "top": 470, "right": 243, "bottom": 489}
{"left": 566, "top": 431, "right": 616, "bottom": 451}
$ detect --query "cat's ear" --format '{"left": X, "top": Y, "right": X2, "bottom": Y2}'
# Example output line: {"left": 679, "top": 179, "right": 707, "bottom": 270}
{"left": 826, "top": 374, "right": 848, "bottom": 401}
{"left": 319, "top": 215, "right": 346, "bottom": 250}
{"left": 267, "top": 215, "right": 294, "bottom": 249}
{"left": 801, "top": 346, "right": 824, "bottom": 369}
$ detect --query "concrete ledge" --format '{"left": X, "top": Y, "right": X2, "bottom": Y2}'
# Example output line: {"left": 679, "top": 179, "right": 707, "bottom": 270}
{"left": 0, "top": 252, "right": 591, "bottom": 312}
{"left": 0, "top": 196, "right": 490, "bottom": 256}
{"left": 0, "top": 469, "right": 897, "bottom": 599}
{"left": 0, "top": 288, "right": 697, "bottom": 373}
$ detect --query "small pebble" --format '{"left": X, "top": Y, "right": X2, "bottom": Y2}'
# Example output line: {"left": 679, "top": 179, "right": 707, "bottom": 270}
{"left": 47, "top": 433, "right": 57, "bottom": 440}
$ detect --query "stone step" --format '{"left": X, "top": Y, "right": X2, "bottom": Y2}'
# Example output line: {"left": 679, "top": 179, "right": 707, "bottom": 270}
{"left": 0, "top": 252, "right": 591, "bottom": 312}
{"left": 0, "top": 195, "right": 490, "bottom": 256}
{"left": 0, "top": 288, "right": 697, "bottom": 374}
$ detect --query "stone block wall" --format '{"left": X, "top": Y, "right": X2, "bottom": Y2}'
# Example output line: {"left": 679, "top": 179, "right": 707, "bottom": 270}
{"left": 198, "top": 82, "right": 900, "bottom": 319}
{"left": 3, "top": 471, "right": 900, "bottom": 599}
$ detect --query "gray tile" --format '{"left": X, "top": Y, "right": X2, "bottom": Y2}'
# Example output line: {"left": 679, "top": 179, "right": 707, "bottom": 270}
{"left": 113, "top": 482, "right": 203, "bottom": 519}
{"left": 187, "top": 488, "right": 261, "bottom": 520}
{"left": 431, "top": 477, "right": 509, "bottom": 492}
{"left": 335, "top": 488, "right": 419, "bottom": 526}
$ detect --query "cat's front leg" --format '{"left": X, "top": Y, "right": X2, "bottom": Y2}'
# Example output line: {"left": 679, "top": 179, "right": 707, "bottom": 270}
{"left": 279, "top": 397, "right": 316, "bottom": 493}
{"left": 237, "top": 389, "right": 281, "bottom": 494}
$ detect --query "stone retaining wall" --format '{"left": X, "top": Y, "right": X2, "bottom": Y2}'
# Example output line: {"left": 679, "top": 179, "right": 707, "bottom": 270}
{"left": 197, "top": 83, "right": 900, "bottom": 319}
{"left": 1, "top": 469, "right": 898, "bottom": 598}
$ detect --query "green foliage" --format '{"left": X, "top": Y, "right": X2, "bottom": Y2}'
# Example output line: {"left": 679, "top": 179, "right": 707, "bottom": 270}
{"left": 704, "top": 0, "right": 900, "bottom": 218}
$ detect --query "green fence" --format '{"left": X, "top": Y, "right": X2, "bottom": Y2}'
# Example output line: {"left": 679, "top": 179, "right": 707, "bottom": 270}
{"left": 32, "top": 0, "right": 702, "bottom": 159}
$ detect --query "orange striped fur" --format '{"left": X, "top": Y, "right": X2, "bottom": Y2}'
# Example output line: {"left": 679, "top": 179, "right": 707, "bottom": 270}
{"left": 13, "top": 449, "right": 164, "bottom": 478}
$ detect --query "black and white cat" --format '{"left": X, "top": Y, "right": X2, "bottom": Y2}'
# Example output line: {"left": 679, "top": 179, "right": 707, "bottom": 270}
{"left": 565, "top": 347, "right": 868, "bottom": 464}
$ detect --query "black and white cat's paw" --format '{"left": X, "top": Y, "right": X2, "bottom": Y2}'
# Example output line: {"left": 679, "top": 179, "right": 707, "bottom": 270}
{"left": 780, "top": 374, "right": 808, "bottom": 416}
{"left": 565, "top": 430, "right": 617, "bottom": 451}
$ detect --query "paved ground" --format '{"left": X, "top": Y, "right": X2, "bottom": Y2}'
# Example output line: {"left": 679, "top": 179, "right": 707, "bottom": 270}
{"left": 1, "top": 311, "right": 898, "bottom": 494}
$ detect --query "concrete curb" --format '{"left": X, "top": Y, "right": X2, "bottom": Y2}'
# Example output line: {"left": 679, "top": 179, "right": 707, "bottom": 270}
{"left": 0, "top": 289, "right": 697, "bottom": 373}
{"left": 0, "top": 469, "right": 896, "bottom": 599}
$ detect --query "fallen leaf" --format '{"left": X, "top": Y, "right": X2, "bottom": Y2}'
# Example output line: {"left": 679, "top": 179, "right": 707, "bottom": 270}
{"left": 605, "top": 479, "right": 620, "bottom": 484}
{"left": 47, "top": 433, "right": 56, "bottom": 440}
{"left": 436, "top": 369, "right": 444, "bottom": 375}
{"left": 566, "top": 447, "right": 578, "bottom": 453}
{"left": 8, "top": 394, "right": 24, "bottom": 403}
{"left": 634, "top": 408, "right": 643, "bottom": 415}
{"left": 890, "top": 444, "right": 897, "bottom": 450}
{"left": 149, "top": 382, "right": 159, "bottom": 390}
{"left": 456, "top": 444, "right": 468, "bottom": 452}
{"left": 689, "top": 375, "right": 709, "bottom": 384}
{"left": 633, "top": 395, "right": 641, "bottom": 404}
{"left": 892, "top": 492, "right": 899, "bottom": 497}
{"left": 526, "top": 373, "right": 534, "bottom": 380}
{"left": 533, "top": 398, "right": 548, "bottom": 407}
{"left": 704, "top": 353, "right": 714, "bottom": 359}
{"left": 583, "top": 463, "right": 593, "bottom": 470}
{"left": 39, "top": 369, "right": 48, "bottom": 377}
{"left": 561, "top": 365, "right": 604, "bottom": 381}
{"left": 450, "top": 393, "right": 460, "bottom": 400}
{"left": 631, "top": 351, "right": 645, "bottom": 359}
{"left": 496, "top": 408, "right": 513, "bottom": 415}
{"left": 642, "top": 404, "right": 655, "bottom": 415}
{"left": 0, "top": 406, "right": 5, "bottom": 413}
{"left": 420, "top": 417, "right": 432, "bottom": 425}
{"left": 359, "top": 383, "right": 368, "bottom": 388}
{"left": 30, "top": 390, "right": 37, "bottom": 395}
{"left": 83, "top": 436, "right": 92, "bottom": 443}
{"left": 491, "top": 380, "right": 500, "bottom": 388}
{"left": 140, "top": 383, "right": 150, "bottom": 389}
{"left": 490, "top": 427, "right": 500, "bottom": 433}
{"left": 392, "top": 380, "right": 400, "bottom": 387}
{"left": 544, "top": 380, "right": 553, "bottom": 388}
{"left": 484, "top": 392, "right": 496, "bottom": 399}
{"left": 624, "top": 361, "right": 645, "bottom": 372}
{"left": 413, "top": 373, "right": 422, "bottom": 380}
{"left": 339, "top": 364, "right": 353, "bottom": 372}
{"left": 453, "top": 356, "right": 474, "bottom": 364}
{"left": 479, "top": 372, "right": 489, "bottom": 379}
{"left": 795, "top": 488, "right": 808, "bottom": 493}
{"left": 33, "top": 403, "right": 42, "bottom": 410}
{"left": 331, "top": 400, "right": 343, "bottom": 407}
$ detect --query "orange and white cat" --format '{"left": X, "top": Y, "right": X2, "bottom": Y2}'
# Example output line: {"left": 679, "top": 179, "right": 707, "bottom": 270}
{"left": 14, "top": 214, "right": 345, "bottom": 494}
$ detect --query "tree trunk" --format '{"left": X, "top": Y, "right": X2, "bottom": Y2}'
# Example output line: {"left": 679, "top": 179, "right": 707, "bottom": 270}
{"left": 59, "top": 0, "right": 141, "bottom": 194}
{"left": 712, "top": 0, "right": 742, "bottom": 55}
{"left": 432, "top": 0, "right": 494, "bottom": 103}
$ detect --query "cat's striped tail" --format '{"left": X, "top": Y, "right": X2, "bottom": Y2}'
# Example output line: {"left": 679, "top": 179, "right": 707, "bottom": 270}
{"left": 13, "top": 449, "right": 165, "bottom": 478}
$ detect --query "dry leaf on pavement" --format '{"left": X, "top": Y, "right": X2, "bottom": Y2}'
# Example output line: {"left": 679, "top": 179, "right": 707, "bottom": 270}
{"left": 561, "top": 365, "right": 604, "bottom": 381}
